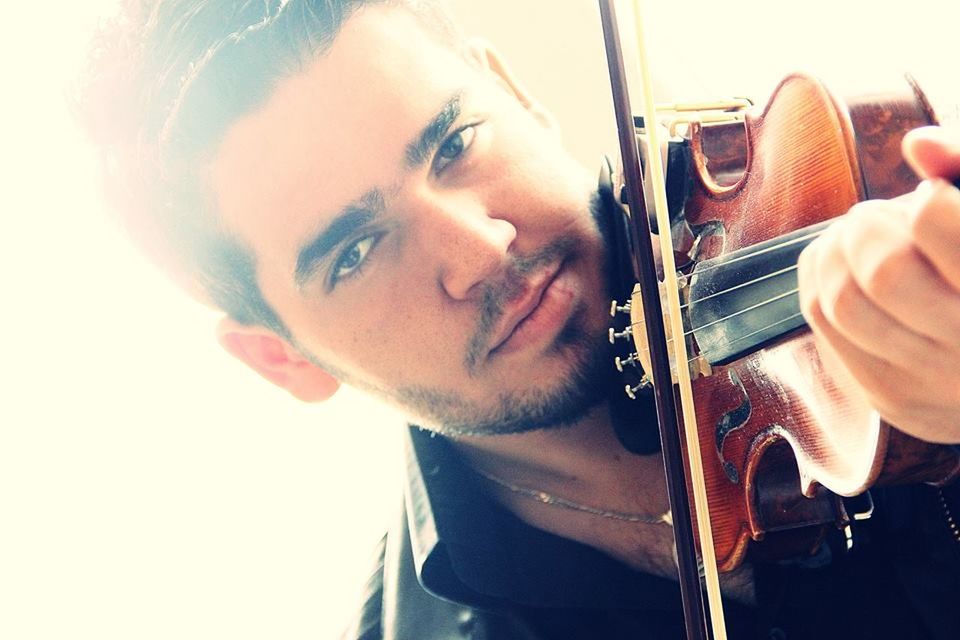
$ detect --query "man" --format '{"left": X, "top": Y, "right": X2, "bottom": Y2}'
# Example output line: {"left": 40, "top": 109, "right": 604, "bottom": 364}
{"left": 81, "top": 0, "right": 960, "bottom": 637}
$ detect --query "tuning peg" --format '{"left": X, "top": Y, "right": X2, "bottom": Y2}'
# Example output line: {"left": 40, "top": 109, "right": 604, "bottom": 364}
{"left": 624, "top": 376, "right": 652, "bottom": 399}
{"left": 608, "top": 326, "right": 633, "bottom": 344}
{"left": 609, "top": 300, "right": 632, "bottom": 317}
{"left": 614, "top": 353, "right": 640, "bottom": 373}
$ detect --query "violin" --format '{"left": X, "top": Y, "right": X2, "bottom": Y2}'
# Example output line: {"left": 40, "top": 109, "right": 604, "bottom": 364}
{"left": 597, "top": 1, "right": 960, "bottom": 637}
{"left": 631, "top": 71, "right": 960, "bottom": 570}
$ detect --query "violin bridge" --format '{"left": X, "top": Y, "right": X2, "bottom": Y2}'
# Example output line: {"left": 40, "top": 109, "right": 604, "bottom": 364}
{"left": 627, "top": 280, "right": 713, "bottom": 388}
{"left": 689, "top": 354, "right": 713, "bottom": 380}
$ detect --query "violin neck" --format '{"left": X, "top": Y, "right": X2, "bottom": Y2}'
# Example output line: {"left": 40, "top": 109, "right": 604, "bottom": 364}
{"left": 686, "top": 218, "right": 832, "bottom": 365}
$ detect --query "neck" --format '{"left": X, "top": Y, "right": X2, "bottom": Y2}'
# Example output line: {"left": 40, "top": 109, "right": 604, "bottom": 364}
{"left": 449, "top": 401, "right": 678, "bottom": 578}
{"left": 452, "top": 403, "right": 664, "bottom": 499}
{"left": 449, "top": 401, "right": 758, "bottom": 602}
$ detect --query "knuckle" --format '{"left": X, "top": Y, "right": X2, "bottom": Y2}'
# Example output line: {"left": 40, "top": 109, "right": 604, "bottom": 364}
{"left": 860, "top": 247, "right": 910, "bottom": 301}
{"left": 823, "top": 277, "right": 861, "bottom": 331}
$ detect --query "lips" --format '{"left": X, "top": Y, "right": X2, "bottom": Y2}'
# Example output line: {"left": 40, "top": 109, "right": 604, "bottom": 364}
{"left": 488, "top": 261, "right": 566, "bottom": 356}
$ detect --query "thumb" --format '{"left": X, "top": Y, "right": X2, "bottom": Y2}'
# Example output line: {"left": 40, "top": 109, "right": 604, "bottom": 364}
{"left": 902, "top": 126, "right": 960, "bottom": 180}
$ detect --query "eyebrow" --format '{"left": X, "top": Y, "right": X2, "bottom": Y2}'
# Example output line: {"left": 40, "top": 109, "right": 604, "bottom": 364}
{"left": 404, "top": 92, "right": 463, "bottom": 168}
{"left": 294, "top": 189, "right": 385, "bottom": 288}
{"left": 293, "top": 92, "right": 464, "bottom": 290}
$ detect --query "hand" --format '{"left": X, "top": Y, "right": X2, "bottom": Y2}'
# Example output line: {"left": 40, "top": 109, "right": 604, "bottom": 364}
{"left": 797, "top": 126, "right": 960, "bottom": 444}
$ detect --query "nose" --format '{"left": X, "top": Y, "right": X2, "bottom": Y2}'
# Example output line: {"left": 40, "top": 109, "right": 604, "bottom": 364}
{"left": 412, "top": 190, "right": 517, "bottom": 301}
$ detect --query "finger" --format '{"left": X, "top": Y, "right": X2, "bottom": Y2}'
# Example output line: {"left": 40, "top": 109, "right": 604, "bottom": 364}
{"left": 841, "top": 203, "right": 960, "bottom": 346}
{"left": 802, "top": 217, "right": 916, "bottom": 364}
{"left": 809, "top": 256, "right": 945, "bottom": 374}
{"left": 902, "top": 126, "right": 960, "bottom": 180}
{"left": 803, "top": 291, "right": 910, "bottom": 412}
{"left": 910, "top": 179, "right": 960, "bottom": 292}
{"left": 802, "top": 298, "right": 955, "bottom": 432}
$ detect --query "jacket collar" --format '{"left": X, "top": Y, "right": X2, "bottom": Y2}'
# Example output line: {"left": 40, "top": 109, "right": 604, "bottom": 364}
{"left": 401, "top": 425, "right": 683, "bottom": 612}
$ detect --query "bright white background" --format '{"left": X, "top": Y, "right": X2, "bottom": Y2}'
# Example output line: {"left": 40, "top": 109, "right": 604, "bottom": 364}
{"left": 1, "top": 1, "right": 956, "bottom": 639}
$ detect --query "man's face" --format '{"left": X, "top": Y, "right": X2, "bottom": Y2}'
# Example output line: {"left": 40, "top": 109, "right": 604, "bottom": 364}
{"left": 210, "top": 6, "right": 612, "bottom": 435}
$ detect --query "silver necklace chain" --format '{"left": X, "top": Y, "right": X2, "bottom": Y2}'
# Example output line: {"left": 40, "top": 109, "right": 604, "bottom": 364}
{"left": 938, "top": 488, "right": 960, "bottom": 545}
{"left": 475, "top": 468, "right": 673, "bottom": 526}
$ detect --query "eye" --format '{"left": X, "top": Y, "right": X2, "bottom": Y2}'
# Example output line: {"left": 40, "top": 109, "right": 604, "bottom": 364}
{"left": 331, "top": 234, "right": 380, "bottom": 286}
{"left": 433, "top": 124, "right": 477, "bottom": 174}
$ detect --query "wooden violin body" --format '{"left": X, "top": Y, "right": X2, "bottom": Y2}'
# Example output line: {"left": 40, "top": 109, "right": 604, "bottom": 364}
{"left": 626, "top": 73, "right": 960, "bottom": 571}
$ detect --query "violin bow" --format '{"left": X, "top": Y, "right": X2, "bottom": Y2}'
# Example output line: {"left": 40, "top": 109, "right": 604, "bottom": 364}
{"left": 597, "top": 1, "right": 727, "bottom": 637}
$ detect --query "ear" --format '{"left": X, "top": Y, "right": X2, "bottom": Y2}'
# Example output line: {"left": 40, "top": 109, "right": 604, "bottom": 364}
{"left": 463, "top": 38, "right": 559, "bottom": 133}
{"left": 214, "top": 316, "right": 340, "bottom": 402}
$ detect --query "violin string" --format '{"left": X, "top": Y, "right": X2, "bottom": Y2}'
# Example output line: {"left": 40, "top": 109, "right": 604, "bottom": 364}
{"left": 677, "top": 263, "right": 797, "bottom": 311}
{"left": 681, "top": 286, "right": 798, "bottom": 337}
{"left": 618, "top": 224, "right": 826, "bottom": 369}
{"left": 630, "top": 285, "right": 800, "bottom": 339}
{"left": 633, "top": 225, "right": 823, "bottom": 321}
{"left": 633, "top": 262, "right": 800, "bottom": 328}
{"left": 681, "top": 226, "right": 826, "bottom": 279}
{"left": 689, "top": 312, "right": 805, "bottom": 366}
{"left": 630, "top": 311, "right": 806, "bottom": 369}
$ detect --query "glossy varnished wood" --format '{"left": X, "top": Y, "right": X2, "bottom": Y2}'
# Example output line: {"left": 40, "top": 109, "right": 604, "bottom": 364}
{"left": 676, "top": 74, "right": 960, "bottom": 571}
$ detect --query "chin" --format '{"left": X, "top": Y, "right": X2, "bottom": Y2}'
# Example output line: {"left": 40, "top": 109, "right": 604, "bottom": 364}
{"left": 399, "top": 306, "right": 616, "bottom": 438}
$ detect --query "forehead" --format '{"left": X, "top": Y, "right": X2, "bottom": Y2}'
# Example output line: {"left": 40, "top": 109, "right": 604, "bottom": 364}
{"left": 210, "top": 5, "right": 469, "bottom": 274}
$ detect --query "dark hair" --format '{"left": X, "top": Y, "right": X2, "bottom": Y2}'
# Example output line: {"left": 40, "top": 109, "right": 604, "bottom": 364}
{"left": 79, "top": 0, "right": 455, "bottom": 339}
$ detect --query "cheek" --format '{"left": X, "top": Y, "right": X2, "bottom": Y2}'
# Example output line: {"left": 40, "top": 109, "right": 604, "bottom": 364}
{"left": 309, "top": 277, "right": 467, "bottom": 385}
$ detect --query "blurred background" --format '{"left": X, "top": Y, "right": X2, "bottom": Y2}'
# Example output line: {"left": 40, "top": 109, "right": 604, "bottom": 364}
{"left": 1, "top": 1, "right": 955, "bottom": 638}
